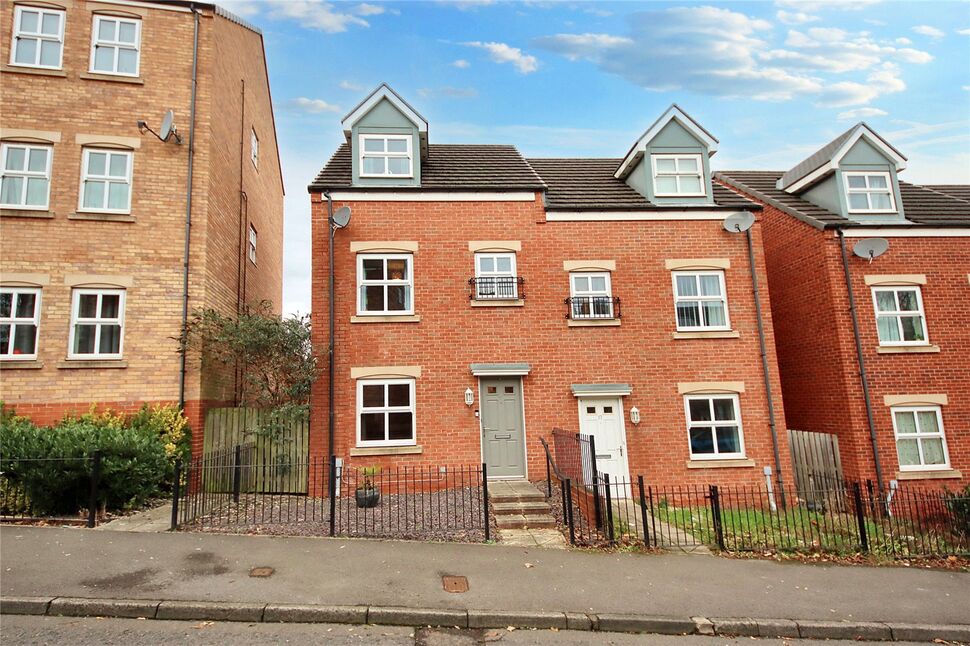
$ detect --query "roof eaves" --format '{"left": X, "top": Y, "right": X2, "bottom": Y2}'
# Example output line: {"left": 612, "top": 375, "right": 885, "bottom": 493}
{"left": 714, "top": 172, "right": 828, "bottom": 231}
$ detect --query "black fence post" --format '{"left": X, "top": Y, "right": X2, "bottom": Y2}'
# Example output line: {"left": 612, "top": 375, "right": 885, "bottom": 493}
{"left": 232, "top": 445, "right": 242, "bottom": 504}
{"left": 588, "top": 434, "right": 602, "bottom": 530}
{"left": 87, "top": 451, "right": 102, "bottom": 528}
{"left": 853, "top": 482, "right": 869, "bottom": 552}
{"left": 603, "top": 472, "right": 615, "bottom": 545}
{"left": 545, "top": 451, "right": 552, "bottom": 498}
{"left": 170, "top": 458, "right": 182, "bottom": 531}
{"left": 328, "top": 455, "right": 337, "bottom": 537}
{"left": 564, "top": 478, "right": 575, "bottom": 545}
{"left": 637, "top": 475, "right": 649, "bottom": 548}
{"left": 709, "top": 485, "right": 725, "bottom": 551}
{"left": 482, "top": 463, "right": 490, "bottom": 542}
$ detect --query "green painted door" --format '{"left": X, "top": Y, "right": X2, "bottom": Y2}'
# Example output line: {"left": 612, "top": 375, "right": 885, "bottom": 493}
{"left": 480, "top": 378, "right": 526, "bottom": 478}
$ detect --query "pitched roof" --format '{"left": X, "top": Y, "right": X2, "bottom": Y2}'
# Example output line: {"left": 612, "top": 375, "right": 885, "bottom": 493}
{"left": 715, "top": 170, "right": 970, "bottom": 229}
{"left": 924, "top": 184, "right": 970, "bottom": 203}
{"left": 614, "top": 104, "right": 718, "bottom": 180}
{"left": 528, "top": 158, "right": 758, "bottom": 211}
{"left": 308, "top": 143, "right": 546, "bottom": 191}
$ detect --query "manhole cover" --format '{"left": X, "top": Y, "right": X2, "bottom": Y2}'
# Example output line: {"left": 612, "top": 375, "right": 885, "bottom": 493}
{"left": 249, "top": 567, "right": 274, "bottom": 578}
{"left": 442, "top": 575, "right": 468, "bottom": 593}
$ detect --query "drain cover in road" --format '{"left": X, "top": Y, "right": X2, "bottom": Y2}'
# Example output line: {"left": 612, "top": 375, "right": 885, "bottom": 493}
{"left": 249, "top": 567, "right": 274, "bottom": 578}
{"left": 441, "top": 575, "right": 468, "bottom": 593}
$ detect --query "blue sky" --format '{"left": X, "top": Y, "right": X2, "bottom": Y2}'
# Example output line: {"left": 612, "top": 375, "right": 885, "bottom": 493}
{"left": 219, "top": 0, "right": 970, "bottom": 315}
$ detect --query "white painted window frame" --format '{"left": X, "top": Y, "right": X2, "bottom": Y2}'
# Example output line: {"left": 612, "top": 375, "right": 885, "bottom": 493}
{"left": 0, "top": 286, "right": 42, "bottom": 360}
{"left": 651, "top": 153, "right": 705, "bottom": 198}
{"left": 871, "top": 286, "right": 929, "bottom": 346}
{"left": 0, "top": 142, "right": 52, "bottom": 210}
{"left": 78, "top": 147, "right": 133, "bottom": 214}
{"left": 10, "top": 5, "right": 65, "bottom": 69}
{"left": 844, "top": 171, "right": 896, "bottom": 214}
{"left": 68, "top": 288, "right": 125, "bottom": 360}
{"left": 569, "top": 271, "right": 614, "bottom": 319}
{"left": 356, "top": 253, "right": 414, "bottom": 316}
{"left": 250, "top": 128, "right": 259, "bottom": 169}
{"left": 89, "top": 14, "right": 141, "bottom": 77}
{"left": 356, "top": 377, "right": 416, "bottom": 447}
{"left": 358, "top": 134, "right": 413, "bottom": 178}
{"left": 671, "top": 270, "right": 730, "bottom": 331}
{"left": 248, "top": 224, "right": 257, "bottom": 265}
{"left": 474, "top": 252, "right": 517, "bottom": 299}
{"left": 684, "top": 393, "right": 746, "bottom": 460}
{"left": 891, "top": 405, "right": 950, "bottom": 472}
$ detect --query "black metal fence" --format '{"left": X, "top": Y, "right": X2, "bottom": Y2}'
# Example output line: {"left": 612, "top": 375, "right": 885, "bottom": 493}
{"left": 541, "top": 433, "right": 970, "bottom": 559}
{"left": 468, "top": 276, "right": 524, "bottom": 301}
{"left": 172, "top": 450, "right": 493, "bottom": 542}
{"left": 565, "top": 296, "right": 621, "bottom": 320}
{"left": 0, "top": 453, "right": 103, "bottom": 527}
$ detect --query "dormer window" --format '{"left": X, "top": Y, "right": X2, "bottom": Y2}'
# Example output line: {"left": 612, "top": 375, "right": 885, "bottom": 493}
{"left": 651, "top": 154, "right": 704, "bottom": 197}
{"left": 845, "top": 172, "right": 895, "bottom": 213}
{"left": 359, "top": 134, "right": 412, "bottom": 178}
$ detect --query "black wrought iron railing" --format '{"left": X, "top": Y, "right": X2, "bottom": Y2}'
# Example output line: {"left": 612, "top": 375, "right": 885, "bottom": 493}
{"left": 469, "top": 276, "right": 524, "bottom": 301}
{"left": 565, "top": 296, "right": 620, "bottom": 320}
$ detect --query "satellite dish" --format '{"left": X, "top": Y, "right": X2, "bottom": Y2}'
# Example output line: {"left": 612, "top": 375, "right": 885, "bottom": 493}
{"left": 852, "top": 238, "right": 889, "bottom": 261}
{"left": 722, "top": 211, "right": 755, "bottom": 233}
{"left": 332, "top": 206, "right": 352, "bottom": 228}
{"left": 159, "top": 110, "right": 175, "bottom": 141}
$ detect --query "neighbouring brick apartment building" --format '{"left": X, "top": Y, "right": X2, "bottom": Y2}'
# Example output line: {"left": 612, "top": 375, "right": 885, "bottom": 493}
{"left": 0, "top": 0, "right": 283, "bottom": 452}
{"left": 309, "top": 84, "right": 792, "bottom": 489}
{"left": 718, "top": 123, "right": 969, "bottom": 490}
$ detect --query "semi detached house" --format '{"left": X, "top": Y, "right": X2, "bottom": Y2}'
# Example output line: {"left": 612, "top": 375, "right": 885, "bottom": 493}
{"left": 309, "top": 85, "right": 792, "bottom": 489}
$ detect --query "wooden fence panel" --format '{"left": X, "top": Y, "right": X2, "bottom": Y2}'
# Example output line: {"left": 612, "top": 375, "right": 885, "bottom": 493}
{"left": 788, "top": 429, "right": 845, "bottom": 510}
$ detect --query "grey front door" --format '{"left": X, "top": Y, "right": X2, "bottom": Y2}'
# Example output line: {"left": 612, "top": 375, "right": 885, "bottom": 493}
{"left": 480, "top": 378, "right": 526, "bottom": 478}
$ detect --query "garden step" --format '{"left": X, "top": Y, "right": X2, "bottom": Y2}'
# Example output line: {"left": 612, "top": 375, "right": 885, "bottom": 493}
{"left": 496, "top": 514, "right": 557, "bottom": 530}
{"left": 492, "top": 501, "right": 551, "bottom": 516}
{"left": 488, "top": 482, "right": 547, "bottom": 504}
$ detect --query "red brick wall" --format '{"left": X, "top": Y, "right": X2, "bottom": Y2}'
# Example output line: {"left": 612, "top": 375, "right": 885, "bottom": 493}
{"left": 310, "top": 193, "right": 791, "bottom": 488}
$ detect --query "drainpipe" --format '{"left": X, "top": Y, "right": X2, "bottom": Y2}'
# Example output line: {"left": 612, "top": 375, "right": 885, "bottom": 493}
{"left": 234, "top": 79, "right": 246, "bottom": 404}
{"left": 744, "top": 227, "right": 786, "bottom": 508}
{"left": 178, "top": 4, "right": 200, "bottom": 409}
{"left": 837, "top": 229, "right": 886, "bottom": 495}
{"left": 325, "top": 191, "right": 335, "bottom": 459}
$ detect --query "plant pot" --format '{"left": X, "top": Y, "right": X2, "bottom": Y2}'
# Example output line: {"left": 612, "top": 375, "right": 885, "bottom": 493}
{"left": 355, "top": 487, "right": 380, "bottom": 508}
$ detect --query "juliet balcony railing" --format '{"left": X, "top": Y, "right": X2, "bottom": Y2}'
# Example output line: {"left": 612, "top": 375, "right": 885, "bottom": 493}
{"left": 565, "top": 296, "right": 621, "bottom": 320}
{"left": 468, "top": 276, "right": 525, "bottom": 301}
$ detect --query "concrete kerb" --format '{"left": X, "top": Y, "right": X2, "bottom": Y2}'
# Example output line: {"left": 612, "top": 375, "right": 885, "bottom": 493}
{"left": 2, "top": 596, "right": 968, "bottom": 642}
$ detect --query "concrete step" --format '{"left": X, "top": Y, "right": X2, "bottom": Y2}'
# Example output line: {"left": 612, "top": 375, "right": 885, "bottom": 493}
{"left": 496, "top": 514, "right": 557, "bottom": 530}
{"left": 492, "top": 501, "right": 552, "bottom": 516}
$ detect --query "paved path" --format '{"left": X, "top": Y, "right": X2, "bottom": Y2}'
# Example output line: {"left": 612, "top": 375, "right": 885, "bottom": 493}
{"left": 96, "top": 504, "right": 172, "bottom": 533}
{"left": 1, "top": 526, "right": 967, "bottom": 626}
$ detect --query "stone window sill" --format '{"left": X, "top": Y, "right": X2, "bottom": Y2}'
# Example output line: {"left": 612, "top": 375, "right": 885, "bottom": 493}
{"left": 686, "top": 458, "right": 755, "bottom": 469}
{"left": 895, "top": 469, "right": 961, "bottom": 481}
{"left": 79, "top": 72, "right": 144, "bottom": 85}
{"left": 57, "top": 359, "right": 128, "bottom": 369}
{"left": 1, "top": 208, "right": 55, "bottom": 219}
{"left": 350, "top": 445, "right": 422, "bottom": 457}
{"left": 0, "top": 360, "right": 43, "bottom": 370}
{"left": 877, "top": 344, "right": 940, "bottom": 354}
{"left": 673, "top": 330, "right": 740, "bottom": 340}
{"left": 470, "top": 299, "right": 524, "bottom": 308}
{"left": 350, "top": 315, "right": 421, "bottom": 324}
{"left": 1, "top": 64, "right": 67, "bottom": 78}
{"left": 568, "top": 319, "right": 621, "bottom": 327}
{"left": 69, "top": 212, "right": 136, "bottom": 223}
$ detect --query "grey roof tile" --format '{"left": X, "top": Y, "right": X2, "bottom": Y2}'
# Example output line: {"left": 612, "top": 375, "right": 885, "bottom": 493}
{"left": 923, "top": 184, "right": 970, "bottom": 203}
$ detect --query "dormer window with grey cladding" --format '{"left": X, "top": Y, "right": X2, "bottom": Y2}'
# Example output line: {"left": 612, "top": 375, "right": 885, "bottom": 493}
{"left": 844, "top": 171, "right": 896, "bottom": 213}
{"left": 359, "top": 134, "right": 412, "bottom": 178}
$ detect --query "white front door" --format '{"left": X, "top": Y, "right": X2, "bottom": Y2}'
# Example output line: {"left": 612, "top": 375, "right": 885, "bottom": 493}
{"left": 578, "top": 397, "right": 630, "bottom": 496}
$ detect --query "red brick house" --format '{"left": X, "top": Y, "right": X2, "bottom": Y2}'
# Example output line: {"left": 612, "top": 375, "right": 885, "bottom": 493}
{"left": 717, "top": 123, "right": 969, "bottom": 491}
{"left": 309, "top": 85, "right": 791, "bottom": 490}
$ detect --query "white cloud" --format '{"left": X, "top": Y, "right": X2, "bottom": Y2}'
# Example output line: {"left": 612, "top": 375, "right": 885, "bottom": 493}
{"left": 463, "top": 41, "right": 539, "bottom": 74}
{"left": 958, "top": 29, "right": 970, "bottom": 36}
{"left": 912, "top": 25, "right": 945, "bottom": 38}
{"left": 775, "top": 0, "right": 882, "bottom": 10}
{"left": 289, "top": 97, "right": 342, "bottom": 114}
{"left": 837, "top": 107, "right": 888, "bottom": 120}
{"left": 895, "top": 37, "right": 912, "bottom": 45}
{"left": 265, "top": 1, "right": 369, "bottom": 33}
{"left": 339, "top": 80, "right": 364, "bottom": 91}
{"left": 776, "top": 10, "right": 819, "bottom": 25}
{"left": 451, "top": 59, "right": 471, "bottom": 69}
{"left": 355, "top": 3, "right": 385, "bottom": 16}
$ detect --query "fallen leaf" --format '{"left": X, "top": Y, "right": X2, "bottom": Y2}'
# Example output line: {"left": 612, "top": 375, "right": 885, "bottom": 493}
{"left": 524, "top": 563, "right": 534, "bottom": 568}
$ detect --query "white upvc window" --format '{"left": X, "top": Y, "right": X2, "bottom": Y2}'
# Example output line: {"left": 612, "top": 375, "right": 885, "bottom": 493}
{"left": 0, "top": 143, "right": 52, "bottom": 210}
{"left": 685, "top": 394, "right": 745, "bottom": 460}
{"left": 651, "top": 153, "right": 705, "bottom": 197}
{"left": 872, "top": 286, "right": 928, "bottom": 346}
{"left": 248, "top": 225, "right": 257, "bottom": 265}
{"left": 474, "top": 252, "right": 517, "bottom": 300}
{"left": 672, "top": 271, "right": 729, "bottom": 331}
{"left": 892, "top": 406, "right": 950, "bottom": 471}
{"left": 68, "top": 288, "right": 125, "bottom": 359}
{"left": 845, "top": 171, "right": 896, "bottom": 213}
{"left": 79, "top": 148, "right": 132, "bottom": 213}
{"left": 10, "top": 6, "right": 65, "bottom": 69}
{"left": 357, "top": 254, "right": 413, "bottom": 315}
{"left": 250, "top": 129, "right": 259, "bottom": 169}
{"left": 357, "top": 378, "right": 416, "bottom": 446}
{"left": 90, "top": 15, "right": 141, "bottom": 76}
{"left": 569, "top": 271, "right": 614, "bottom": 319}
{"left": 359, "top": 134, "right": 413, "bottom": 178}
{"left": 0, "top": 287, "right": 41, "bottom": 360}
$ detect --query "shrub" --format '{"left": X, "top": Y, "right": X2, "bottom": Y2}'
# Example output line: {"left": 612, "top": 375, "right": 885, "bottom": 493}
{"left": 128, "top": 404, "right": 191, "bottom": 471}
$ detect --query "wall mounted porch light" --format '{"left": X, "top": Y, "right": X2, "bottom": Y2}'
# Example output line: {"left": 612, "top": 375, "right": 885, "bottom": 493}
{"left": 629, "top": 406, "right": 640, "bottom": 425}
{"left": 464, "top": 387, "right": 475, "bottom": 406}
